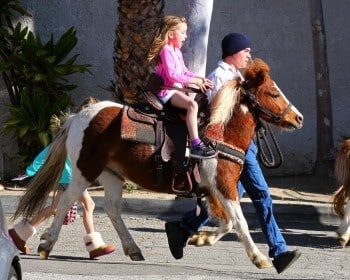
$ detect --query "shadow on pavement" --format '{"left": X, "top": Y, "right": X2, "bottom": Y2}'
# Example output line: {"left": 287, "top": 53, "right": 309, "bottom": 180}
{"left": 266, "top": 175, "right": 337, "bottom": 195}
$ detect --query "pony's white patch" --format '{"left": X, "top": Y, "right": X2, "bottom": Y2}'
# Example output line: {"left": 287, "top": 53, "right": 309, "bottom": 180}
{"left": 274, "top": 82, "right": 303, "bottom": 119}
{"left": 273, "top": 82, "right": 289, "bottom": 103}
{"left": 240, "top": 104, "right": 249, "bottom": 114}
{"left": 199, "top": 158, "right": 218, "bottom": 191}
{"left": 67, "top": 101, "right": 124, "bottom": 167}
{"left": 223, "top": 198, "right": 244, "bottom": 222}
{"left": 215, "top": 192, "right": 255, "bottom": 247}
{"left": 79, "top": 101, "right": 123, "bottom": 119}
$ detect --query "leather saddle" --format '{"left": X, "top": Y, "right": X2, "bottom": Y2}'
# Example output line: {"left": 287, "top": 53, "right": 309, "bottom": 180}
{"left": 120, "top": 74, "right": 210, "bottom": 196}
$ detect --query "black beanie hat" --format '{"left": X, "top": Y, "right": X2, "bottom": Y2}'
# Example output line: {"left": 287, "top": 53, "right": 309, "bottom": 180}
{"left": 221, "top": 33, "right": 251, "bottom": 59}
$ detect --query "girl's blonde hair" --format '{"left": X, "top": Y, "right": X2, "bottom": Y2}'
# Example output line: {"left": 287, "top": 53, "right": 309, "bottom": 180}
{"left": 147, "top": 15, "right": 187, "bottom": 64}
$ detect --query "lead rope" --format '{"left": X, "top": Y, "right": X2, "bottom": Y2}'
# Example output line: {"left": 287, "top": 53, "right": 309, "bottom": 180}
{"left": 255, "top": 120, "right": 283, "bottom": 168}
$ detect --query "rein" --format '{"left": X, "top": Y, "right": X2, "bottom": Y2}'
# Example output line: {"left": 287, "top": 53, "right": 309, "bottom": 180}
{"left": 255, "top": 121, "right": 283, "bottom": 168}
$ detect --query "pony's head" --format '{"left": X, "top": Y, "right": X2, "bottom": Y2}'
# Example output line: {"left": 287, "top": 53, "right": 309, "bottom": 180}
{"left": 242, "top": 58, "right": 303, "bottom": 130}
{"left": 209, "top": 58, "right": 303, "bottom": 131}
{"left": 210, "top": 58, "right": 303, "bottom": 130}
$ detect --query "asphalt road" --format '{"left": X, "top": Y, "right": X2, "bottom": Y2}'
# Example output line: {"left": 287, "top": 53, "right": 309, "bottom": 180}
{"left": 2, "top": 195, "right": 350, "bottom": 280}
{"left": 10, "top": 214, "right": 350, "bottom": 280}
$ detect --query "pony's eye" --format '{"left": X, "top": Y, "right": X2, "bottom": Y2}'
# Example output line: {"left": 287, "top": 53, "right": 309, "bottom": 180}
{"left": 271, "top": 93, "right": 280, "bottom": 98}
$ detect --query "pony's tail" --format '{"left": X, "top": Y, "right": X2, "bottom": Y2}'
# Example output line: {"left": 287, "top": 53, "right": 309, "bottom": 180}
{"left": 333, "top": 139, "right": 350, "bottom": 217}
{"left": 12, "top": 117, "right": 74, "bottom": 222}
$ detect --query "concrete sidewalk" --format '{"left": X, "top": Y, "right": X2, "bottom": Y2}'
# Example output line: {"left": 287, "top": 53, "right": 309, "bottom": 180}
{"left": 0, "top": 176, "right": 339, "bottom": 226}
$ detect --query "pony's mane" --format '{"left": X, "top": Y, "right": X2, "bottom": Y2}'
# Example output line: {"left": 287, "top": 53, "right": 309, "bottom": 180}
{"left": 209, "top": 79, "right": 241, "bottom": 126}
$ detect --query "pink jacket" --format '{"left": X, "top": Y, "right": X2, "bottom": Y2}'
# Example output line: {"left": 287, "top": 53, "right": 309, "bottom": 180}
{"left": 155, "top": 44, "right": 196, "bottom": 97}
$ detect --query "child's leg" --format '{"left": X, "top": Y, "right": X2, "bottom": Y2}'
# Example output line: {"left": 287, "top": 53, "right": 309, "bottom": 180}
{"left": 170, "top": 92, "right": 216, "bottom": 159}
{"left": 79, "top": 190, "right": 116, "bottom": 259}
{"left": 30, "top": 190, "right": 63, "bottom": 226}
{"left": 9, "top": 190, "right": 63, "bottom": 254}
{"left": 170, "top": 92, "right": 199, "bottom": 141}
{"left": 78, "top": 189, "right": 95, "bottom": 234}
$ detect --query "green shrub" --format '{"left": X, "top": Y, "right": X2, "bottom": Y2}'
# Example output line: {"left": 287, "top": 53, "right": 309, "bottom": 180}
{"left": 0, "top": 1, "right": 91, "bottom": 166}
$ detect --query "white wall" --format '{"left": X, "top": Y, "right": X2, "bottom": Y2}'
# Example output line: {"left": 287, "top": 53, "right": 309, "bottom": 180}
{"left": 1, "top": 0, "right": 349, "bottom": 178}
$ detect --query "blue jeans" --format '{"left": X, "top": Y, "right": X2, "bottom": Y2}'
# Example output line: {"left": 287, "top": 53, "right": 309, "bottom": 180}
{"left": 181, "top": 140, "right": 287, "bottom": 258}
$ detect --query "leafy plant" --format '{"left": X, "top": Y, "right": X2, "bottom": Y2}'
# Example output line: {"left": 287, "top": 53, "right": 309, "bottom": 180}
{"left": 0, "top": 0, "right": 31, "bottom": 106}
{"left": 0, "top": 2, "right": 91, "bottom": 166}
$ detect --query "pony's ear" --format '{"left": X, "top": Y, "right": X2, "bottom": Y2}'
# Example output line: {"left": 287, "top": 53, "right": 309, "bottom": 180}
{"left": 255, "top": 70, "right": 267, "bottom": 86}
{"left": 246, "top": 58, "right": 270, "bottom": 86}
{"left": 244, "top": 71, "right": 266, "bottom": 89}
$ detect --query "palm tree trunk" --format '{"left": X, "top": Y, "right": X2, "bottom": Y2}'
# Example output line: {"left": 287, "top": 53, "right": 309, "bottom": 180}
{"left": 114, "top": 0, "right": 164, "bottom": 104}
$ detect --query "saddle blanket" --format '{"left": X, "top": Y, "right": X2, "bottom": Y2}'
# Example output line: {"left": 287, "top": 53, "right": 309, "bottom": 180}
{"left": 120, "top": 107, "right": 155, "bottom": 144}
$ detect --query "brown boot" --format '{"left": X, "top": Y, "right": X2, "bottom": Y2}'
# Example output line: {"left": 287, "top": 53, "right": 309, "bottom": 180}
{"left": 9, "top": 220, "right": 36, "bottom": 254}
{"left": 83, "top": 232, "right": 116, "bottom": 259}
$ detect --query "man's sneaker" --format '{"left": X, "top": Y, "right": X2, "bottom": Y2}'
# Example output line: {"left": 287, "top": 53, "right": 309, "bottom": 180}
{"left": 272, "top": 249, "right": 301, "bottom": 274}
{"left": 190, "top": 142, "right": 217, "bottom": 159}
{"left": 165, "top": 221, "right": 190, "bottom": 259}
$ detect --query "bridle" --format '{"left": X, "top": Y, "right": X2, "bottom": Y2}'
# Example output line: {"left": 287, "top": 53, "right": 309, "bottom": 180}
{"left": 241, "top": 81, "right": 291, "bottom": 168}
{"left": 242, "top": 81, "right": 292, "bottom": 124}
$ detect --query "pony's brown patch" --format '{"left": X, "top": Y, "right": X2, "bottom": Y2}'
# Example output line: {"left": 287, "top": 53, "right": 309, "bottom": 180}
{"left": 205, "top": 123, "right": 224, "bottom": 141}
{"left": 207, "top": 195, "right": 230, "bottom": 224}
{"left": 78, "top": 106, "right": 123, "bottom": 183}
{"left": 216, "top": 159, "right": 241, "bottom": 200}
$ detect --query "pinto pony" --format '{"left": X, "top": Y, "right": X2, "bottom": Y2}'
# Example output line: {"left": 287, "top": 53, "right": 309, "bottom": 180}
{"left": 333, "top": 138, "right": 350, "bottom": 247}
{"left": 13, "top": 58, "right": 303, "bottom": 268}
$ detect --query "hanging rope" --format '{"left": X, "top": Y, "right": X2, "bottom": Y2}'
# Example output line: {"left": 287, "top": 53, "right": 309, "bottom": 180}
{"left": 255, "top": 120, "right": 284, "bottom": 168}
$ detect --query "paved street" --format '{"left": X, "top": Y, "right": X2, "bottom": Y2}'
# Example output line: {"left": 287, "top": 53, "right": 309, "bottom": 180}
{"left": 7, "top": 214, "right": 350, "bottom": 280}
{"left": 1, "top": 185, "right": 350, "bottom": 279}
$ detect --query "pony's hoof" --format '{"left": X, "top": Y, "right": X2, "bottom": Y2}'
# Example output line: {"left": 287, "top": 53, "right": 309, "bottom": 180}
{"left": 188, "top": 231, "right": 212, "bottom": 246}
{"left": 336, "top": 231, "right": 349, "bottom": 247}
{"left": 188, "top": 235, "right": 199, "bottom": 246}
{"left": 256, "top": 259, "right": 272, "bottom": 269}
{"left": 37, "top": 245, "right": 50, "bottom": 260}
{"left": 338, "top": 236, "right": 349, "bottom": 247}
{"left": 252, "top": 254, "right": 272, "bottom": 269}
{"left": 129, "top": 252, "right": 145, "bottom": 261}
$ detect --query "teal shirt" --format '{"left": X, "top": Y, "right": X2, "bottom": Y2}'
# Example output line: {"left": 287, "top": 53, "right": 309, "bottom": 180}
{"left": 26, "top": 146, "right": 72, "bottom": 184}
